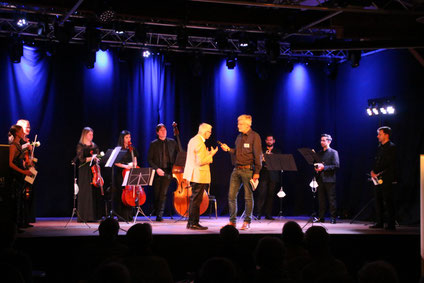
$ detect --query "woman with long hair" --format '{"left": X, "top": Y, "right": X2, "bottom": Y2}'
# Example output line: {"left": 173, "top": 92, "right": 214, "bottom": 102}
{"left": 8, "top": 125, "right": 32, "bottom": 229}
{"left": 76, "top": 127, "right": 103, "bottom": 222}
{"left": 112, "top": 130, "right": 138, "bottom": 221}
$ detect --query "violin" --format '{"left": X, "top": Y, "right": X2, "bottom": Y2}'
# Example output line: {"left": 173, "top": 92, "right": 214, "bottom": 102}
{"left": 121, "top": 142, "right": 146, "bottom": 207}
{"left": 91, "top": 155, "right": 105, "bottom": 196}
{"left": 23, "top": 135, "right": 40, "bottom": 200}
{"left": 172, "top": 122, "right": 209, "bottom": 216}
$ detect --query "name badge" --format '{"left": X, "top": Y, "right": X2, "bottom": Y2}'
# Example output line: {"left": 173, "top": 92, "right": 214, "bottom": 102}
{"left": 244, "top": 143, "right": 250, "bottom": 148}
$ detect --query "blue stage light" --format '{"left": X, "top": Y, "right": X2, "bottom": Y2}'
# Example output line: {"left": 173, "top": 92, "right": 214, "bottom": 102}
{"left": 380, "top": 107, "right": 387, "bottom": 114}
{"left": 17, "top": 18, "right": 27, "bottom": 27}
{"left": 366, "top": 108, "right": 373, "bottom": 116}
{"left": 143, "top": 50, "right": 151, "bottom": 58}
{"left": 387, "top": 106, "right": 395, "bottom": 114}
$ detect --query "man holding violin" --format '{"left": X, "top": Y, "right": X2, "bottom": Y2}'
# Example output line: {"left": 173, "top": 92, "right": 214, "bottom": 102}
{"left": 148, "top": 124, "right": 179, "bottom": 222}
{"left": 183, "top": 123, "right": 218, "bottom": 230}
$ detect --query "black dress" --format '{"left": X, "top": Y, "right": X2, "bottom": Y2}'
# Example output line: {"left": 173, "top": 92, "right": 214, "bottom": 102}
{"left": 111, "top": 148, "right": 138, "bottom": 221}
{"left": 76, "top": 143, "right": 103, "bottom": 222}
{"left": 10, "top": 141, "right": 27, "bottom": 227}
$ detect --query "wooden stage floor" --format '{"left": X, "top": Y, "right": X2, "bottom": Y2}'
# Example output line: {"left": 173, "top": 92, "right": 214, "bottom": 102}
{"left": 18, "top": 216, "right": 419, "bottom": 238}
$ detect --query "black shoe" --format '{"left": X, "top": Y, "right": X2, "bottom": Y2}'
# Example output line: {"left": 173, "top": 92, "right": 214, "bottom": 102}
{"left": 330, "top": 218, "right": 336, "bottom": 224}
{"left": 313, "top": 218, "right": 324, "bottom": 223}
{"left": 189, "top": 223, "right": 208, "bottom": 230}
{"left": 156, "top": 216, "right": 163, "bottom": 222}
{"left": 186, "top": 223, "right": 191, "bottom": 229}
{"left": 265, "top": 216, "right": 275, "bottom": 220}
{"left": 369, "top": 223, "right": 383, "bottom": 229}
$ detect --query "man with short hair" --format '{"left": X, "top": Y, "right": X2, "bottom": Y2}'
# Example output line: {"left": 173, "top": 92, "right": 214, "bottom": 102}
{"left": 256, "top": 135, "right": 281, "bottom": 220}
{"left": 314, "top": 134, "right": 339, "bottom": 224}
{"left": 370, "top": 126, "right": 397, "bottom": 230}
{"left": 148, "top": 124, "right": 179, "bottom": 222}
{"left": 220, "top": 114, "right": 262, "bottom": 230}
{"left": 183, "top": 123, "right": 218, "bottom": 230}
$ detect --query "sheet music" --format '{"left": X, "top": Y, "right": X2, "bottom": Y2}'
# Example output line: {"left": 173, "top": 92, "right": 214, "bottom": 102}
{"left": 122, "top": 170, "right": 130, "bottom": 186}
{"left": 105, "top": 146, "right": 122, "bottom": 168}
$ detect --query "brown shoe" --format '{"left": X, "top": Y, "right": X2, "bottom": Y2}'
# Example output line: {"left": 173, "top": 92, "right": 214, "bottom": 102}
{"left": 240, "top": 222, "right": 250, "bottom": 230}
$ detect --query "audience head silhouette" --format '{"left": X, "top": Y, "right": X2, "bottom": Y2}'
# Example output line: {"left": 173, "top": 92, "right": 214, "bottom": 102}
{"left": 282, "top": 221, "right": 304, "bottom": 246}
{"left": 358, "top": 260, "right": 399, "bottom": 283}
{"left": 98, "top": 218, "right": 120, "bottom": 241}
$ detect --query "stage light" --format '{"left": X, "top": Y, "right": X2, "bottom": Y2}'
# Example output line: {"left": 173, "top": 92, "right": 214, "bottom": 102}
{"left": 143, "top": 50, "right": 151, "bottom": 58}
{"left": 226, "top": 55, "right": 237, "bottom": 69}
{"left": 240, "top": 42, "right": 248, "bottom": 48}
{"left": 96, "top": 0, "right": 115, "bottom": 23}
{"left": 17, "top": 18, "right": 27, "bottom": 27}
{"left": 367, "top": 97, "right": 396, "bottom": 117}
{"left": 85, "top": 51, "right": 96, "bottom": 69}
{"left": 348, "top": 50, "right": 361, "bottom": 68}
{"left": 372, "top": 107, "right": 379, "bottom": 115}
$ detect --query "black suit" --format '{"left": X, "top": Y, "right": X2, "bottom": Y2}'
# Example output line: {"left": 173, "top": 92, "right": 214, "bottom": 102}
{"left": 316, "top": 147, "right": 339, "bottom": 220}
{"left": 147, "top": 138, "right": 179, "bottom": 218}
{"left": 372, "top": 141, "right": 396, "bottom": 227}
{"left": 256, "top": 146, "right": 281, "bottom": 218}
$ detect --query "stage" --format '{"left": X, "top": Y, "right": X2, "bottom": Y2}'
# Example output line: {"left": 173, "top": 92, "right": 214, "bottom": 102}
{"left": 16, "top": 216, "right": 419, "bottom": 237}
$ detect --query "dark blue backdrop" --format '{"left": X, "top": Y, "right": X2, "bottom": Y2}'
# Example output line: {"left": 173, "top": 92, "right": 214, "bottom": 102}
{"left": 1, "top": 41, "right": 422, "bottom": 224}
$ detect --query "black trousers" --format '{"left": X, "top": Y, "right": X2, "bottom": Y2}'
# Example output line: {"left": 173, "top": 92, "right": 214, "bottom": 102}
{"left": 256, "top": 173, "right": 277, "bottom": 218}
{"left": 374, "top": 182, "right": 395, "bottom": 226}
{"left": 317, "top": 181, "right": 337, "bottom": 219}
{"left": 153, "top": 175, "right": 172, "bottom": 218}
{"left": 188, "top": 182, "right": 208, "bottom": 225}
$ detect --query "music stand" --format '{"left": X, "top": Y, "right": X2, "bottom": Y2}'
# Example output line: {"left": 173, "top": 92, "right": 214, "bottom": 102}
{"left": 265, "top": 154, "right": 297, "bottom": 221}
{"left": 298, "top": 148, "right": 322, "bottom": 228}
{"left": 102, "top": 147, "right": 131, "bottom": 222}
{"left": 123, "top": 167, "right": 155, "bottom": 223}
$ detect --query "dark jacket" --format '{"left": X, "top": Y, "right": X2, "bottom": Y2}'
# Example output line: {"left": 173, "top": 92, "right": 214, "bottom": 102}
{"left": 147, "top": 138, "right": 179, "bottom": 171}
{"left": 317, "top": 147, "right": 339, "bottom": 183}
{"left": 372, "top": 141, "right": 396, "bottom": 182}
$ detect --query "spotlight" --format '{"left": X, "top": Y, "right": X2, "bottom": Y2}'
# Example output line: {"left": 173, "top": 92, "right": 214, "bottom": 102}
{"left": 85, "top": 51, "right": 96, "bottom": 69}
{"left": 348, "top": 50, "right": 361, "bottom": 68}
{"left": 85, "top": 27, "right": 101, "bottom": 52}
{"left": 143, "top": 50, "right": 151, "bottom": 58}
{"left": 226, "top": 54, "right": 237, "bottom": 69}
{"left": 239, "top": 42, "right": 248, "bottom": 48}
{"left": 265, "top": 37, "right": 280, "bottom": 63}
{"left": 366, "top": 108, "right": 373, "bottom": 116}
{"left": 17, "top": 18, "right": 27, "bottom": 27}
{"left": 372, "top": 107, "right": 379, "bottom": 115}
{"left": 366, "top": 97, "right": 396, "bottom": 116}
{"left": 96, "top": 0, "right": 115, "bottom": 23}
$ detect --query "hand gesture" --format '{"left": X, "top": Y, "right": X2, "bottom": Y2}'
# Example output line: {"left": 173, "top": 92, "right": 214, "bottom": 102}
{"left": 157, "top": 168, "right": 165, "bottom": 176}
{"left": 252, "top": 173, "right": 260, "bottom": 181}
{"left": 210, "top": 146, "right": 219, "bottom": 156}
{"left": 220, "top": 143, "right": 230, "bottom": 152}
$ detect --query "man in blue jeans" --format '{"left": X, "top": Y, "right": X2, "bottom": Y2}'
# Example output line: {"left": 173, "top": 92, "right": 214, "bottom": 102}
{"left": 220, "top": 114, "right": 262, "bottom": 230}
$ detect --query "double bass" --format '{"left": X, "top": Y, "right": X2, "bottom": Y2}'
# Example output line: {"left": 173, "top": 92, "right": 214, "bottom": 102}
{"left": 121, "top": 142, "right": 146, "bottom": 207}
{"left": 172, "top": 122, "right": 209, "bottom": 217}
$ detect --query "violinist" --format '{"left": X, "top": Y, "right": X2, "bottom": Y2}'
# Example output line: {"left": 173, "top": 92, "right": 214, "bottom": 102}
{"left": 147, "top": 124, "right": 179, "bottom": 222}
{"left": 76, "top": 127, "right": 103, "bottom": 222}
{"left": 16, "top": 119, "right": 36, "bottom": 224}
{"left": 8, "top": 125, "right": 33, "bottom": 230}
{"left": 112, "top": 130, "right": 137, "bottom": 222}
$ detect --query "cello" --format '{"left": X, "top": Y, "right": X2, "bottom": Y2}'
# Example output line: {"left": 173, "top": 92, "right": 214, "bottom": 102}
{"left": 172, "top": 122, "right": 209, "bottom": 217}
{"left": 91, "top": 154, "right": 105, "bottom": 196}
{"left": 121, "top": 142, "right": 146, "bottom": 207}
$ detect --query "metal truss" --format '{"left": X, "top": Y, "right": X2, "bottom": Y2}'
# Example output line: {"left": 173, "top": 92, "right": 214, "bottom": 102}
{"left": 0, "top": 15, "right": 354, "bottom": 61}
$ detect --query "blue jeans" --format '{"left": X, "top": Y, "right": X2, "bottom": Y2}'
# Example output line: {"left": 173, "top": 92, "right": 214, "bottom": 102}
{"left": 228, "top": 168, "right": 254, "bottom": 224}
